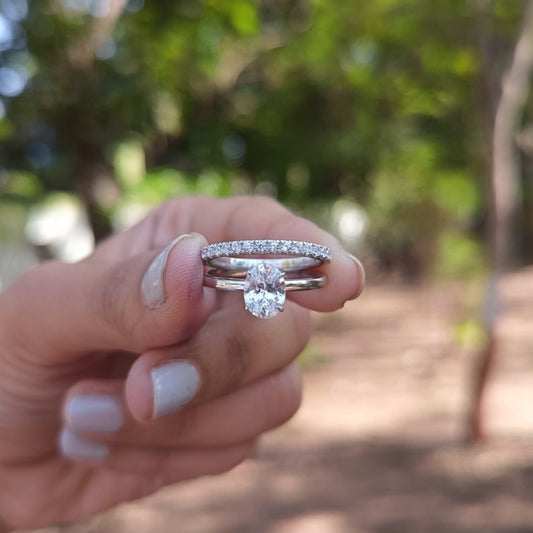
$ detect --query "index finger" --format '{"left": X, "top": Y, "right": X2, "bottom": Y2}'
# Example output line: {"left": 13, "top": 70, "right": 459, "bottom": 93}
{"left": 160, "top": 196, "right": 365, "bottom": 312}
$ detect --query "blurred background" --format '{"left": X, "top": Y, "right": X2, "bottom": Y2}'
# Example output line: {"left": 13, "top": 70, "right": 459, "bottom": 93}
{"left": 3, "top": 0, "right": 533, "bottom": 531}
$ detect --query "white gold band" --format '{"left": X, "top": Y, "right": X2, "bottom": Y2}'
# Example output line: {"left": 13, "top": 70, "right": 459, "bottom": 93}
{"left": 201, "top": 239, "right": 331, "bottom": 265}
{"left": 203, "top": 269, "right": 326, "bottom": 292}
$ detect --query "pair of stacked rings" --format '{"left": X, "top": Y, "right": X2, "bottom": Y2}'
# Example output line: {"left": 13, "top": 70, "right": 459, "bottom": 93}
{"left": 201, "top": 239, "right": 332, "bottom": 319}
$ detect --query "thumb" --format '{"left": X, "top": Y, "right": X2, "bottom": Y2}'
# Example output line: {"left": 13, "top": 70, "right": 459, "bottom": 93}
{"left": 0, "top": 233, "right": 214, "bottom": 359}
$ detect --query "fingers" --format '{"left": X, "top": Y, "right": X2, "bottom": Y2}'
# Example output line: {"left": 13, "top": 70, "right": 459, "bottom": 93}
{"left": 59, "top": 427, "right": 255, "bottom": 478}
{"left": 0, "top": 233, "right": 216, "bottom": 358}
{"left": 125, "top": 301, "right": 310, "bottom": 421}
{"left": 61, "top": 363, "right": 302, "bottom": 453}
{"left": 151, "top": 196, "right": 365, "bottom": 312}
{"left": 0, "top": 196, "right": 363, "bottom": 358}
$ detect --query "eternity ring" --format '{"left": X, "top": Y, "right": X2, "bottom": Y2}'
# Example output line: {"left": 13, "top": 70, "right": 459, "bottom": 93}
{"left": 201, "top": 239, "right": 331, "bottom": 264}
{"left": 201, "top": 239, "right": 331, "bottom": 319}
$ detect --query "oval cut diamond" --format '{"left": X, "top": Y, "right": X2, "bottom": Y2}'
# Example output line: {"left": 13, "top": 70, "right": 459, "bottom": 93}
{"left": 244, "top": 262, "right": 286, "bottom": 319}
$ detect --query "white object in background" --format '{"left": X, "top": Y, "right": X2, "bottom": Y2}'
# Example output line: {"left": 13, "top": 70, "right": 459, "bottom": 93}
{"left": 25, "top": 194, "right": 95, "bottom": 262}
{"left": 331, "top": 198, "right": 367, "bottom": 248}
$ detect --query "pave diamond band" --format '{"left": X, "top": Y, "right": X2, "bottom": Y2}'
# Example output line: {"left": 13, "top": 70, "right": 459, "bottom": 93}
{"left": 201, "top": 239, "right": 331, "bottom": 319}
{"left": 201, "top": 239, "right": 331, "bottom": 264}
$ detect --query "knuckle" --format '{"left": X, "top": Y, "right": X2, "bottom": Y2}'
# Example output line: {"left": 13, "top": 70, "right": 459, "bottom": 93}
{"left": 264, "top": 213, "right": 301, "bottom": 239}
{"left": 224, "top": 202, "right": 253, "bottom": 240}
{"left": 253, "top": 195, "right": 281, "bottom": 211}
{"left": 161, "top": 196, "right": 186, "bottom": 214}
{"left": 265, "top": 213, "right": 318, "bottom": 241}
{"left": 224, "top": 196, "right": 285, "bottom": 240}
{"left": 167, "top": 196, "right": 194, "bottom": 229}
{"left": 235, "top": 194, "right": 279, "bottom": 211}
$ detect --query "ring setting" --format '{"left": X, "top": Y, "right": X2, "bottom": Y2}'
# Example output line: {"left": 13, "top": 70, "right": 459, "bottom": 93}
{"left": 201, "top": 240, "right": 331, "bottom": 319}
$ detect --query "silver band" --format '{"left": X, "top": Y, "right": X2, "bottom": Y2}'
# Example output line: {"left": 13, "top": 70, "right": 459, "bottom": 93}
{"left": 201, "top": 239, "right": 331, "bottom": 265}
{"left": 204, "top": 269, "right": 326, "bottom": 291}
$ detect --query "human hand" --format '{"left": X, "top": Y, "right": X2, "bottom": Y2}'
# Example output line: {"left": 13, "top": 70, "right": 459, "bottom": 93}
{"left": 0, "top": 196, "right": 364, "bottom": 530}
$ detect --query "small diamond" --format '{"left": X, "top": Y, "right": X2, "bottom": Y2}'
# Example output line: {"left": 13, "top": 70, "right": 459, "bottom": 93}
{"left": 243, "top": 262, "right": 286, "bottom": 319}
{"left": 220, "top": 243, "right": 230, "bottom": 256}
{"left": 263, "top": 241, "right": 275, "bottom": 254}
{"left": 201, "top": 239, "right": 332, "bottom": 262}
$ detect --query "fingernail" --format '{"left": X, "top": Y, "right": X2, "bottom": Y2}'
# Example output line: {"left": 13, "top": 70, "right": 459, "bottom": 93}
{"left": 151, "top": 360, "right": 200, "bottom": 418}
{"left": 141, "top": 233, "right": 207, "bottom": 309}
{"left": 58, "top": 428, "right": 109, "bottom": 461}
{"left": 348, "top": 253, "right": 365, "bottom": 300}
{"left": 65, "top": 394, "right": 123, "bottom": 433}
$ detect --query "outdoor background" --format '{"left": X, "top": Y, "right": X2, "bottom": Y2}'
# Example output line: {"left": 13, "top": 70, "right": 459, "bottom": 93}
{"left": 2, "top": 0, "right": 533, "bottom": 531}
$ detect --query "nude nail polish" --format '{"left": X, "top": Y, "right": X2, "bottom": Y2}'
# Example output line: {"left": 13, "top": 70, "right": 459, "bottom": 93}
{"left": 65, "top": 394, "right": 123, "bottom": 433}
{"left": 151, "top": 360, "right": 200, "bottom": 418}
{"left": 59, "top": 428, "right": 109, "bottom": 461}
{"left": 141, "top": 234, "right": 192, "bottom": 309}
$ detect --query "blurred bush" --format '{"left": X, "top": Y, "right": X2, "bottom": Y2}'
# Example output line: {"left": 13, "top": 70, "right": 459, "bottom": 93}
{"left": 0, "top": 0, "right": 527, "bottom": 279}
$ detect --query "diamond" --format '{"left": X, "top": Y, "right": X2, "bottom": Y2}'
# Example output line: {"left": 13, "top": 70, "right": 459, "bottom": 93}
{"left": 201, "top": 239, "right": 332, "bottom": 263}
{"left": 243, "top": 262, "right": 286, "bottom": 319}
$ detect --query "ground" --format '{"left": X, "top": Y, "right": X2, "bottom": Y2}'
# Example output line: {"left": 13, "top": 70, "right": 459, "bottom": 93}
{"left": 35, "top": 270, "right": 533, "bottom": 533}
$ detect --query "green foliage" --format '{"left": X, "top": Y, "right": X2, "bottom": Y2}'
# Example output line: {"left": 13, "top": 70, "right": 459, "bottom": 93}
{"left": 0, "top": 171, "right": 43, "bottom": 204}
{"left": 436, "top": 231, "right": 487, "bottom": 280}
{"left": 297, "top": 341, "right": 328, "bottom": 371}
{"left": 455, "top": 318, "right": 487, "bottom": 350}
{"left": 0, "top": 0, "right": 526, "bottom": 277}
{"left": 120, "top": 167, "right": 231, "bottom": 206}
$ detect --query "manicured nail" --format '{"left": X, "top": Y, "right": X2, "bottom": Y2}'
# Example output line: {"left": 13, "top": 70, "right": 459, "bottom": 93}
{"left": 65, "top": 394, "right": 123, "bottom": 433}
{"left": 348, "top": 253, "right": 365, "bottom": 300}
{"left": 59, "top": 428, "right": 109, "bottom": 461}
{"left": 151, "top": 360, "right": 200, "bottom": 418}
{"left": 141, "top": 233, "right": 207, "bottom": 309}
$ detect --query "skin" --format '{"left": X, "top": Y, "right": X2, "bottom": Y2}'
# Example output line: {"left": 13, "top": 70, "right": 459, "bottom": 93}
{"left": 0, "top": 196, "right": 364, "bottom": 530}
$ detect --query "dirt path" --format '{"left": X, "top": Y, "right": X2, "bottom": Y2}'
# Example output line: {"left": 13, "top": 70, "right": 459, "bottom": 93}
{"left": 40, "top": 273, "right": 533, "bottom": 533}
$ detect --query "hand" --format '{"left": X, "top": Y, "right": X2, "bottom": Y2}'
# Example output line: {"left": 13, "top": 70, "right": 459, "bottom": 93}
{"left": 0, "top": 196, "right": 364, "bottom": 530}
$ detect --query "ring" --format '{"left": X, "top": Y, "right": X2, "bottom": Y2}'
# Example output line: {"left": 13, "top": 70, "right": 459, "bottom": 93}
{"left": 204, "top": 268, "right": 326, "bottom": 291}
{"left": 201, "top": 240, "right": 331, "bottom": 319}
{"left": 201, "top": 239, "right": 331, "bottom": 266}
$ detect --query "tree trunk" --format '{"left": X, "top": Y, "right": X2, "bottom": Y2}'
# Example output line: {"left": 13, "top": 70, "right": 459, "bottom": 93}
{"left": 466, "top": 1, "right": 533, "bottom": 441}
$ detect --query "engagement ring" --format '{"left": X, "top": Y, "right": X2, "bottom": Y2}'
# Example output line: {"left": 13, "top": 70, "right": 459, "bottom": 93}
{"left": 201, "top": 240, "right": 331, "bottom": 319}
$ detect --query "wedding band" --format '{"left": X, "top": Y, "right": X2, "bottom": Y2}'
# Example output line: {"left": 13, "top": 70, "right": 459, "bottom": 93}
{"left": 201, "top": 239, "right": 331, "bottom": 265}
{"left": 203, "top": 269, "right": 326, "bottom": 291}
{"left": 201, "top": 239, "right": 331, "bottom": 319}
